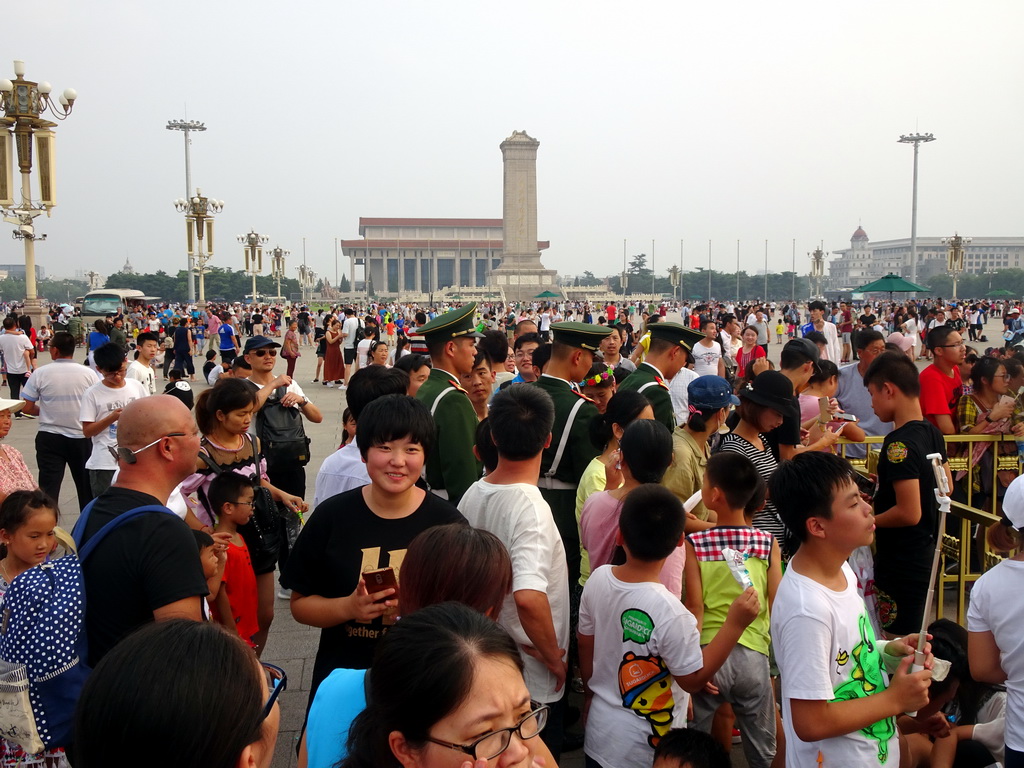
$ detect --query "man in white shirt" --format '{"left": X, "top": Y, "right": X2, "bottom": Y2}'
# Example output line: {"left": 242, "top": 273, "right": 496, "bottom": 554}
{"left": 458, "top": 384, "right": 570, "bottom": 761}
{"left": 126, "top": 331, "right": 160, "bottom": 395}
{"left": 801, "top": 300, "right": 842, "bottom": 364}
{"left": 21, "top": 330, "right": 99, "bottom": 509}
{"left": 0, "top": 316, "right": 35, "bottom": 406}
{"left": 312, "top": 366, "right": 408, "bottom": 507}
{"left": 341, "top": 307, "right": 361, "bottom": 383}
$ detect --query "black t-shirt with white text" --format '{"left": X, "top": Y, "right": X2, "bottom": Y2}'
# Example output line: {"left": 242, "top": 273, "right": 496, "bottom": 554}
{"left": 280, "top": 487, "right": 466, "bottom": 700}
{"left": 80, "top": 488, "right": 208, "bottom": 666}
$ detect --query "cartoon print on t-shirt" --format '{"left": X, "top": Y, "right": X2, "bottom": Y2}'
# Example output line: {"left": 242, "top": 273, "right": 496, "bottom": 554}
{"left": 830, "top": 613, "right": 896, "bottom": 763}
{"left": 618, "top": 608, "right": 676, "bottom": 748}
{"left": 618, "top": 652, "right": 675, "bottom": 748}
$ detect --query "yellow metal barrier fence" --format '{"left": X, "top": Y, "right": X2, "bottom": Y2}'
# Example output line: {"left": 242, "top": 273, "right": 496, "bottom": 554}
{"left": 836, "top": 433, "right": 1016, "bottom": 626}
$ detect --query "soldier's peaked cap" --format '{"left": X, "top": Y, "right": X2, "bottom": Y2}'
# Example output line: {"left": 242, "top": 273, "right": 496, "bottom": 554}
{"left": 649, "top": 322, "right": 704, "bottom": 351}
{"left": 416, "top": 303, "right": 485, "bottom": 342}
{"left": 550, "top": 321, "right": 613, "bottom": 351}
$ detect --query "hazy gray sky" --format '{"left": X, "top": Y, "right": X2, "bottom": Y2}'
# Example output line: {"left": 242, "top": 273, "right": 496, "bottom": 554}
{"left": 6, "top": 0, "right": 1023, "bottom": 284}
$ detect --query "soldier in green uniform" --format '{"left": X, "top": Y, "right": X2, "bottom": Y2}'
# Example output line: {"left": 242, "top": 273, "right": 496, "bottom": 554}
{"left": 618, "top": 322, "right": 703, "bottom": 432}
{"left": 534, "top": 321, "right": 613, "bottom": 588}
{"left": 414, "top": 303, "right": 484, "bottom": 505}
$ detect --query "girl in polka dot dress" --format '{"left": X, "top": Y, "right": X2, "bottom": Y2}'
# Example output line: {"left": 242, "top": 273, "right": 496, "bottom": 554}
{"left": 0, "top": 490, "right": 69, "bottom": 768}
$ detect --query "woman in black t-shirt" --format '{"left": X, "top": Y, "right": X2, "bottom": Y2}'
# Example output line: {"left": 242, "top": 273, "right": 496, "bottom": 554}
{"left": 281, "top": 395, "right": 466, "bottom": 704}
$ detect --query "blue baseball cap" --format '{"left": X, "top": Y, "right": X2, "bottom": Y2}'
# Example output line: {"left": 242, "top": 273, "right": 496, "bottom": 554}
{"left": 688, "top": 375, "right": 740, "bottom": 410}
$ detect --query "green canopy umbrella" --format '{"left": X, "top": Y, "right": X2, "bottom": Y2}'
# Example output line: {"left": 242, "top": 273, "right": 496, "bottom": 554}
{"left": 855, "top": 273, "right": 929, "bottom": 298}
{"left": 987, "top": 289, "right": 1014, "bottom": 298}
{"left": 533, "top": 290, "right": 561, "bottom": 298}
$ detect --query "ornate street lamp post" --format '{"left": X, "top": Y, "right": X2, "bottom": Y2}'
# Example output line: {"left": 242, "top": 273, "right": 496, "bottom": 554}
{"left": 809, "top": 246, "right": 826, "bottom": 299}
{"left": 174, "top": 188, "right": 223, "bottom": 310}
{"left": 942, "top": 233, "right": 971, "bottom": 301}
{"left": 166, "top": 118, "right": 206, "bottom": 302}
{"left": 238, "top": 230, "right": 269, "bottom": 304}
{"left": 0, "top": 60, "right": 76, "bottom": 329}
{"left": 269, "top": 246, "right": 289, "bottom": 300}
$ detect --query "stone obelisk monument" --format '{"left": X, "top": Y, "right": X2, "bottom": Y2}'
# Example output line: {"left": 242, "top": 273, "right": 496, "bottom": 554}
{"left": 490, "top": 130, "right": 558, "bottom": 302}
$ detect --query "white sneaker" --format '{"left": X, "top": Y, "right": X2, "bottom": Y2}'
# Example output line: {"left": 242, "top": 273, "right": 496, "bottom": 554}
{"left": 338, "top": 383, "right": 347, "bottom": 390}
{"left": 326, "top": 382, "right": 335, "bottom": 388}
{"left": 276, "top": 588, "right": 291, "bottom": 600}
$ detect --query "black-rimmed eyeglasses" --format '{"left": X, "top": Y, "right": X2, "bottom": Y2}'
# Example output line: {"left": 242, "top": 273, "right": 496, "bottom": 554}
{"left": 425, "top": 702, "right": 548, "bottom": 761}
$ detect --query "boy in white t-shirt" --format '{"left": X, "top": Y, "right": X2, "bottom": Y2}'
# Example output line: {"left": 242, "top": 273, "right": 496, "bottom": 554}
{"left": 769, "top": 451, "right": 934, "bottom": 767}
{"left": 692, "top": 320, "right": 725, "bottom": 378}
{"left": 457, "top": 384, "right": 570, "bottom": 760}
{"left": 80, "top": 342, "right": 149, "bottom": 498}
{"left": 579, "top": 483, "right": 759, "bottom": 768}
{"left": 126, "top": 331, "right": 159, "bottom": 395}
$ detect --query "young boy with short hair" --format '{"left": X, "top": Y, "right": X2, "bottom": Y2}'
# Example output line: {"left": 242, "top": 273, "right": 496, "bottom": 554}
{"left": 207, "top": 472, "right": 260, "bottom": 649}
{"left": 579, "top": 482, "right": 759, "bottom": 768}
{"left": 653, "top": 728, "right": 730, "bottom": 768}
{"left": 769, "top": 450, "right": 934, "bottom": 767}
{"left": 683, "top": 452, "right": 781, "bottom": 768}
{"left": 80, "top": 342, "right": 149, "bottom": 498}
{"left": 863, "top": 350, "right": 950, "bottom": 637}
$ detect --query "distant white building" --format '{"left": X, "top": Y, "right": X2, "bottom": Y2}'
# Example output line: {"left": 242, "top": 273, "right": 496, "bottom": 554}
{"left": 829, "top": 226, "right": 1024, "bottom": 289}
{"left": 121, "top": 258, "right": 136, "bottom": 275}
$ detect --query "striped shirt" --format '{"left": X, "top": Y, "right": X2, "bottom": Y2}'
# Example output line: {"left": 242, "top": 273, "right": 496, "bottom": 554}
{"left": 716, "top": 432, "right": 792, "bottom": 559}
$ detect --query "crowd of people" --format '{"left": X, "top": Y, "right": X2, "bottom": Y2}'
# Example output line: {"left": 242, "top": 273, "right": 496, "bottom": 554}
{"left": 0, "top": 292, "right": 1023, "bottom": 768}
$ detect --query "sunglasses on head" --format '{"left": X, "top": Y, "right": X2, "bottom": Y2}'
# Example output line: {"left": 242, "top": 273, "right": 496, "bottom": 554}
{"left": 251, "top": 349, "right": 277, "bottom": 357}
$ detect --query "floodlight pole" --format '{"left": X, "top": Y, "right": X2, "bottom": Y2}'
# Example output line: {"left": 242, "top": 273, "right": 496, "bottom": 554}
{"left": 898, "top": 132, "right": 936, "bottom": 289}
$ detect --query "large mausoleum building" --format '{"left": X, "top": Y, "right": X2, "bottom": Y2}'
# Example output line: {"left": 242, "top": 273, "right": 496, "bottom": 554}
{"left": 341, "top": 217, "right": 549, "bottom": 294}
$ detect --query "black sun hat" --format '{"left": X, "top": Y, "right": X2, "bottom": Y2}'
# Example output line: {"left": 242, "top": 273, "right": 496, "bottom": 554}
{"left": 739, "top": 370, "right": 798, "bottom": 419}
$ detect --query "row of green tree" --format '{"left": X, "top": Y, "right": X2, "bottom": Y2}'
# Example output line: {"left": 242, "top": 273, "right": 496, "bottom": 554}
{"left": 0, "top": 277, "right": 90, "bottom": 304}
{"left": 105, "top": 267, "right": 301, "bottom": 303}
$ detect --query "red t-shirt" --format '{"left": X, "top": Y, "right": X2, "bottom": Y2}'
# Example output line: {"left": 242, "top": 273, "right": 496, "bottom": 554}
{"left": 840, "top": 310, "right": 853, "bottom": 334}
{"left": 212, "top": 539, "right": 260, "bottom": 648}
{"left": 735, "top": 345, "right": 767, "bottom": 375}
{"left": 919, "top": 363, "right": 963, "bottom": 432}
{"left": 606, "top": 304, "right": 617, "bottom": 322}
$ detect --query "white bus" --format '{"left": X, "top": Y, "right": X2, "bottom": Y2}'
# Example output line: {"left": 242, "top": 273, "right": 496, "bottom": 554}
{"left": 81, "top": 289, "right": 160, "bottom": 321}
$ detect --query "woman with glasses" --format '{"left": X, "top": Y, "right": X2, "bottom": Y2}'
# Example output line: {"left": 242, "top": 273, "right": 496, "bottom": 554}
{"left": 301, "top": 524, "right": 555, "bottom": 768}
{"left": 73, "top": 619, "right": 282, "bottom": 768}
{"left": 956, "top": 357, "right": 1024, "bottom": 511}
{"left": 342, "top": 602, "right": 548, "bottom": 768}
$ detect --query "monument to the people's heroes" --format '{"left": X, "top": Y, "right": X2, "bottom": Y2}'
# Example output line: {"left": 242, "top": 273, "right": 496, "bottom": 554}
{"left": 490, "top": 130, "right": 559, "bottom": 302}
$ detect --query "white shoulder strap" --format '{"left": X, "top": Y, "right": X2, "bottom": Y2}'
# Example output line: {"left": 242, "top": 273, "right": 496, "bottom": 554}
{"left": 430, "top": 385, "right": 457, "bottom": 416}
{"left": 638, "top": 380, "right": 661, "bottom": 394}
{"left": 545, "top": 397, "right": 587, "bottom": 479}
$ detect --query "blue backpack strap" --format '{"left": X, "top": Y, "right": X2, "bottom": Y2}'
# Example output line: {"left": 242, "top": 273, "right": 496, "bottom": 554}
{"left": 70, "top": 499, "right": 99, "bottom": 548}
{"left": 77, "top": 505, "right": 177, "bottom": 562}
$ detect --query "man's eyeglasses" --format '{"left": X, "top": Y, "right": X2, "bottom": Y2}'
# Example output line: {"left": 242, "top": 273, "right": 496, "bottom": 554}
{"left": 251, "top": 349, "right": 277, "bottom": 357}
{"left": 937, "top": 342, "right": 966, "bottom": 349}
{"left": 426, "top": 702, "right": 548, "bottom": 761}
{"left": 261, "top": 663, "right": 287, "bottom": 720}
{"left": 108, "top": 432, "right": 187, "bottom": 464}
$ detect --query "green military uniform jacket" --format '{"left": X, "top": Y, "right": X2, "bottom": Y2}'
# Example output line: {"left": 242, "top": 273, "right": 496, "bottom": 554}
{"left": 533, "top": 374, "right": 601, "bottom": 585}
{"left": 618, "top": 361, "right": 675, "bottom": 432}
{"left": 415, "top": 367, "right": 480, "bottom": 505}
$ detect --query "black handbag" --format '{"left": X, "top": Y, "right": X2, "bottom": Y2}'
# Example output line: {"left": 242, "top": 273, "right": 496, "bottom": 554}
{"left": 197, "top": 436, "right": 282, "bottom": 555}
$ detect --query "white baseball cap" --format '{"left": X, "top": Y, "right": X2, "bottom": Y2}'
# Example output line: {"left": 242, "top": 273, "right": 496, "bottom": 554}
{"left": 1003, "top": 475, "right": 1024, "bottom": 529}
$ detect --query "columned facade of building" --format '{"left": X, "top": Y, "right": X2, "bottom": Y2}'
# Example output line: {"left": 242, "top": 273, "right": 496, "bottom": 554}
{"left": 341, "top": 217, "right": 550, "bottom": 295}
{"left": 830, "top": 225, "right": 1024, "bottom": 290}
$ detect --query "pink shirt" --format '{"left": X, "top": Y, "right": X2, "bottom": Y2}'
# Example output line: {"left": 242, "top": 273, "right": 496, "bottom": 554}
{"left": 579, "top": 490, "right": 686, "bottom": 598}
